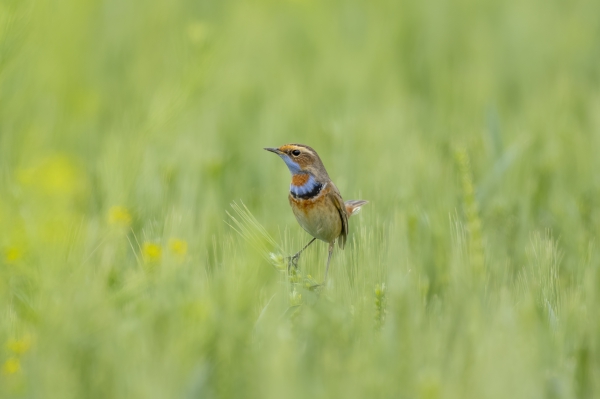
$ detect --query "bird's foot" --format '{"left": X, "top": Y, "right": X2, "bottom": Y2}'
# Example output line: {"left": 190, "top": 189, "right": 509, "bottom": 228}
{"left": 286, "top": 253, "right": 300, "bottom": 271}
{"left": 308, "top": 282, "right": 324, "bottom": 294}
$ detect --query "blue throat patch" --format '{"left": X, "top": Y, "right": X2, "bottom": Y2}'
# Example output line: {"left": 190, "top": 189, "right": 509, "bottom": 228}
{"left": 279, "top": 154, "right": 302, "bottom": 174}
{"left": 290, "top": 175, "right": 323, "bottom": 199}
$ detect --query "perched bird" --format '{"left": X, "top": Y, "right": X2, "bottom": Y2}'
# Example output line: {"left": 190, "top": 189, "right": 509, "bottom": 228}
{"left": 265, "top": 144, "right": 368, "bottom": 282}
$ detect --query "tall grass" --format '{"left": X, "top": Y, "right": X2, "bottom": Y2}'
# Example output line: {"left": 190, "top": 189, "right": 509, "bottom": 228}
{"left": 1, "top": 0, "right": 600, "bottom": 397}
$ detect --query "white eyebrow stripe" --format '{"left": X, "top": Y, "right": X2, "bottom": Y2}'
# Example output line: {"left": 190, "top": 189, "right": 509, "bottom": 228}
{"left": 289, "top": 144, "right": 315, "bottom": 157}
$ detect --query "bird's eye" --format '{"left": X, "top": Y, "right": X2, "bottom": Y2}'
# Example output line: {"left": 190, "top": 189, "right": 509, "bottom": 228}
{"left": 291, "top": 150, "right": 301, "bottom": 156}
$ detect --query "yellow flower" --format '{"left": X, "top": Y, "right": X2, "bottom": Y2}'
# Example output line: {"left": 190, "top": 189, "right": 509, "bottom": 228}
{"left": 290, "top": 290, "right": 302, "bottom": 306}
{"left": 2, "top": 358, "right": 20, "bottom": 375}
{"left": 4, "top": 247, "right": 23, "bottom": 264}
{"left": 17, "top": 155, "right": 85, "bottom": 198}
{"left": 108, "top": 206, "right": 132, "bottom": 227}
{"left": 6, "top": 335, "right": 31, "bottom": 355}
{"left": 168, "top": 238, "right": 188, "bottom": 258}
{"left": 143, "top": 242, "right": 162, "bottom": 263}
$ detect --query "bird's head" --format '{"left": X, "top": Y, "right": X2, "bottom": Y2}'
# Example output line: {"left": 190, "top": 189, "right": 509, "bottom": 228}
{"left": 264, "top": 144, "right": 329, "bottom": 180}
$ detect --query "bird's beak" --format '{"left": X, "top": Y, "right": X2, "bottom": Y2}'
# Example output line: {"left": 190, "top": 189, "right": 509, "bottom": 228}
{"left": 264, "top": 147, "right": 281, "bottom": 155}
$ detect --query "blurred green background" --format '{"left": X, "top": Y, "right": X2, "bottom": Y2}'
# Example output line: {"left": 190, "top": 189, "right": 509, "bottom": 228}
{"left": 1, "top": 0, "right": 600, "bottom": 397}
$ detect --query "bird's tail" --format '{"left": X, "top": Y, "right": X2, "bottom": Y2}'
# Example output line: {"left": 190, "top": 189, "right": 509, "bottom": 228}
{"left": 344, "top": 200, "right": 369, "bottom": 216}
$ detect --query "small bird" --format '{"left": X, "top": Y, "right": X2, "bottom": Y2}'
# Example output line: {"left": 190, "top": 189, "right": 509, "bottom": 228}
{"left": 265, "top": 144, "right": 368, "bottom": 282}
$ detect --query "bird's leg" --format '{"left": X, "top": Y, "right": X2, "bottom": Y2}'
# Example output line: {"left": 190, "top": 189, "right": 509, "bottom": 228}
{"left": 323, "top": 241, "right": 334, "bottom": 283}
{"left": 287, "top": 237, "right": 317, "bottom": 270}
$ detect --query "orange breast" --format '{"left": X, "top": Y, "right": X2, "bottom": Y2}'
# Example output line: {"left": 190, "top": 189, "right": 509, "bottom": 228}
{"left": 288, "top": 184, "right": 342, "bottom": 243}
{"left": 291, "top": 174, "right": 310, "bottom": 187}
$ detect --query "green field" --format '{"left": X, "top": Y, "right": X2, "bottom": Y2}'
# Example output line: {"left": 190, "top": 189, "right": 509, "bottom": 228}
{"left": 1, "top": 0, "right": 600, "bottom": 397}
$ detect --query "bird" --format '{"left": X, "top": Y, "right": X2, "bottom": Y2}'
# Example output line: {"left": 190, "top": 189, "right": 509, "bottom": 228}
{"left": 264, "top": 143, "right": 368, "bottom": 282}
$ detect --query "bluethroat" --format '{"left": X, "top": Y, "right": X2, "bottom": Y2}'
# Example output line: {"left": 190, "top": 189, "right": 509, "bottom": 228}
{"left": 265, "top": 144, "right": 368, "bottom": 282}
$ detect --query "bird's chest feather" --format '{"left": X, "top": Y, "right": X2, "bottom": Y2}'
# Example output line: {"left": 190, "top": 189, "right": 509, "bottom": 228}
{"left": 288, "top": 182, "right": 341, "bottom": 243}
{"left": 289, "top": 174, "right": 322, "bottom": 199}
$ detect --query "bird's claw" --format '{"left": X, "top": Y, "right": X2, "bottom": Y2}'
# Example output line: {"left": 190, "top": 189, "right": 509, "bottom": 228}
{"left": 286, "top": 253, "right": 300, "bottom": 270}
{"left": 308, "top": 282, "right": 324, "bottom": 293}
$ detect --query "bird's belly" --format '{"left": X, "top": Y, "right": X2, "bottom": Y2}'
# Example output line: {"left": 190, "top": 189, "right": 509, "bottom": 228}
{"left": 289, "top": 192, "right": 341, "bottom": 243}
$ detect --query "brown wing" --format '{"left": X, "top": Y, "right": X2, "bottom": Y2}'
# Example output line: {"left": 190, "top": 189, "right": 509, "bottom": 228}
{"left": 327, "top": 183, "right": 349, "bottom": 249}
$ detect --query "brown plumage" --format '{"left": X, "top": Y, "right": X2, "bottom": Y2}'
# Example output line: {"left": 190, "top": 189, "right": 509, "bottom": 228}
{"left": 265, "top": 143, "right": 368, "bottom": 282}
